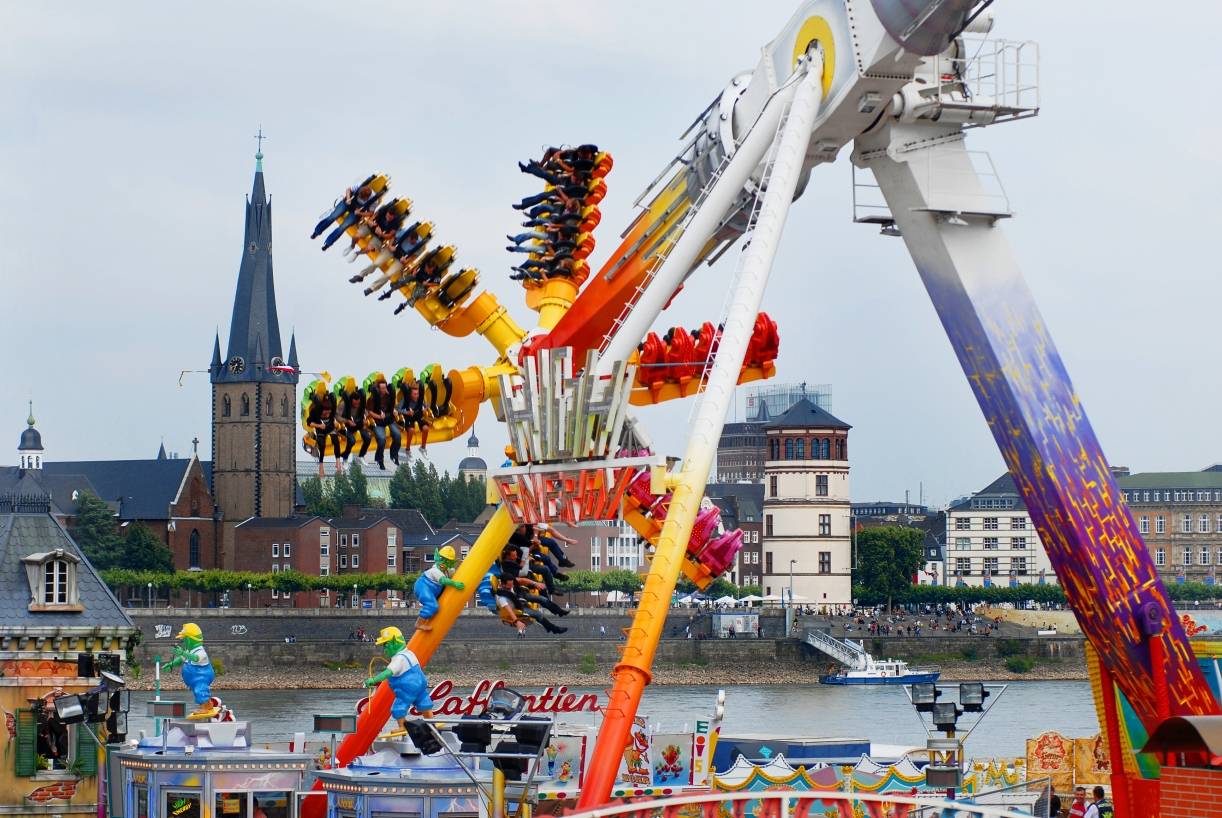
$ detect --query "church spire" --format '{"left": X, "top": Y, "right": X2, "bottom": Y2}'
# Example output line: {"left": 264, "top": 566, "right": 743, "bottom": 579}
{"left": 213, "top": 140, "right": 296, "bottom": 385}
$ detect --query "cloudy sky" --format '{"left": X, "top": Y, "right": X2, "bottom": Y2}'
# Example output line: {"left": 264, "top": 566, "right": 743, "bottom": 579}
{"left": 2, "top": 2, "right": 1219, "bottom": 506}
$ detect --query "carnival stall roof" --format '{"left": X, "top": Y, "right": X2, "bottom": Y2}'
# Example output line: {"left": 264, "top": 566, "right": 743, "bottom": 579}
{"left": 738, "top": 595, "right": 764, "bottom": 603}
{"left": 713, "top": 595, "right": 737, "bottom": 606}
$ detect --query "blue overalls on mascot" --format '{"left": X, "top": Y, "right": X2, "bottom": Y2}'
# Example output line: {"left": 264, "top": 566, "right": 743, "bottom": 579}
{"left": 160, "top": 623, "right": 215, "bottom": 716}
{"left": 364, "top": 626, "right": 435, "bottom": 731}
{"left": 413, "top": 545, "right": 465, "bottom": 631}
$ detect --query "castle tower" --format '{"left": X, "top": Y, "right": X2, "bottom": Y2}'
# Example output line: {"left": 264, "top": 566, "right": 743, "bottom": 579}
{"left": 17, "top": 401, "right": 44, "bottom": 472}
{"left": 210, "top": 146, "right": 299, "bottom": 520}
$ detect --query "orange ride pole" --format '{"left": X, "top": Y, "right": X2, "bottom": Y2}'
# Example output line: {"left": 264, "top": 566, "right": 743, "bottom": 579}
{"left": 577, "top": 472, "right": 704, "bottom": 808}
{"left": 301, "top": 505, "right": 516, "bottom": 818}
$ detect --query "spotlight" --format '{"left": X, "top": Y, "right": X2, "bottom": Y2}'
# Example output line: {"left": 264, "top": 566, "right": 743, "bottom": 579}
{"left": 511, "top": 715, "right": 551, "bottom": 755}
{"left": 454, "top": 715, "right": 493, "bottom": 753}
{"left": 54, "top": 695, "right": 87, "bottom": 725}
{"left": 490, "top": 740, "right": 528, "bottom": 781}
{"left": 404, "top": 720, "right": 443, "bottom": 755}
{"left": 911, "top": 682, "right": 940, "bottom": 712}
{"left": 932, "top": 702, "right": 961, "bottom": 732}
{"left": 960, "top": 682, "right": 989, "bottom": 712}
{"left": 486, "top": 687, "right": 525, "bottom": 719}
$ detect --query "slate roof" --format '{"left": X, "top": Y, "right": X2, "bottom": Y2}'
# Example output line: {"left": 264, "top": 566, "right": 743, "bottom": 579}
{"left": 705, "top": 482, "right": 765, "bottom": 522}
{"left": 0, "top": 468, "right": 102, "bottom": 517}
{"left": 458, "top": 456, "right": 487, "bottom": 471}
{"left": 42, "top": 458, "right": 197, "bottom": 520}
{"left": 1117, "top": 471, "right": 1222, "bottom": 490}
{"left": 235, "top": 516, "right": 322, "bottom": 529}
{"left": 763, "top": 398, "right": 851, "bottom": 431}
{"left": 402, "top": 531, "right": 474, "bottom": 550}
{"left": 0, "top": 492, "right": 134, "bottom": 630}
{"left": 211, "top": 158, "right": 297, "bottom": 386}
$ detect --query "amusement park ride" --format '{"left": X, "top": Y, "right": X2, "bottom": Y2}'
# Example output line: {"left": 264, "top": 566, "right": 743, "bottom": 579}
{"left": 287, "top": 1, "right": 1215, "bottom": 816}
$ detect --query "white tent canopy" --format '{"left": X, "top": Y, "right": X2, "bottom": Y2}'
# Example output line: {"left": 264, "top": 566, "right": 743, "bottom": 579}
{"left": 739, "top": 594, "right": 764, "bottom": 602}
{"left": 713, "top": 595, "right": 737, "bottom": 606}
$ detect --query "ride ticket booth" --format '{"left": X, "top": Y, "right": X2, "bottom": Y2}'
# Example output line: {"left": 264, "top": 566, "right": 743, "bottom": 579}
{"left": 114, "top": 720, "right": 309, "bottom": 818}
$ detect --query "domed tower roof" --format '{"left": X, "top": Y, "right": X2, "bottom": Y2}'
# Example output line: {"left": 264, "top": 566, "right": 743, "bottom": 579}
{"left": 18, "top": 401, "right": 42, "bottom": 451}
{"left": 458, "top": 455, "right": 488, "bottom": 471}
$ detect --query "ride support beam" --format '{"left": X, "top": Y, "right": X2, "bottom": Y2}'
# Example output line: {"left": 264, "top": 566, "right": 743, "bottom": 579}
{"left": 301, "top": 505, "right": 516, "bottom": 818}
{"left": 578, "top": 55, "right": 826, "bottom": 809}
{"left": 597, "top": 77, "right": 799, "bottom": 369}
{"left": 858, "top": 124, "right": 1219, "bottom": 728}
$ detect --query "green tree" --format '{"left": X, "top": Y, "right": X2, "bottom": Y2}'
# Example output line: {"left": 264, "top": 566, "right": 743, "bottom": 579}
{"left": 330, "top": 471, "right": 356, "bottom": 512}
{"left": 347, "top": 461, "right": 370, "bottom": 508}
{"left": 412, "top": 460, "right": 446, "bottom": 526}
{"left": 738, "top": 584, "right": 763, "bottom": 599}
{"left": 71, "top": 491, "right": 122, "bottom": 569}
{"left": 706, "top": 577, "right": 738, "bottom": 599}
{"left": 302, "top": 476, "right": 339, "bottom": 518}
{"left": 600, "top": 569, "right": 644, "bottom": 597}
{"left": 389, "top": 463, "right": 418, "bottom": 511}
{"left": 853, "top": 527, "right": 924, "bottom": 612}
{"left": 120, "top": 523, "right": 174, "bottom": 572}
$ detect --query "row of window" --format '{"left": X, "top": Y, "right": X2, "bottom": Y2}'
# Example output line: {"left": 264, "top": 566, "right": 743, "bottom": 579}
{"left": 768, "top": 474, "right": 829, "bottom": 498}
{"left": 1125, "top": 489, "right": 1222, "bottom": 504}
{"left": 1138, "top": 514, "right": 1222, "bottom": 535}
{"left": 763, "top": 514, "right": 833, "bottom": 537}
{"left": 953, "top": 537, "right": 1028, "bottom": 550}
{"left": 1153, "top": 546, "right": 1222, "bottom": 567}
{"left": 759, "top": 552, "right": 835, "bottom": 574}
{"left": 220, "top": 392, "right": 291, "bottom": 417}
{"left": 768, "top": 437, "right": 846, "bottom": 461}
{"left": 271, "top": 543, "right": 292, "bottom": 557}
{"left": 954, "top": 556, "right": 1030, "bottom": 574}
{"left": 953, "top": 516, "right": 1027, "bottom": 530}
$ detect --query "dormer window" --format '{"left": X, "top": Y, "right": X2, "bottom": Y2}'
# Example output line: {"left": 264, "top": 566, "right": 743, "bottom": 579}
{"left": 21, "top": 550, "right": 82, "bottom": 612}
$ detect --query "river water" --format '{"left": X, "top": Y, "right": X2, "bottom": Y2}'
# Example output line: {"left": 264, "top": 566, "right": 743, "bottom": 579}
{"left": 127, "top": 681, "right": 1098, "bottom": 760}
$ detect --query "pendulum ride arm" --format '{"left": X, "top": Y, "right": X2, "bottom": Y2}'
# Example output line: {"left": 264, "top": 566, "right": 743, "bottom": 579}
{"left": 301, "top": 506, "right": 516, "bottom": 818}
{"left": 577, "top": 55, "right": 827, "bottom": 809}
{"left": 855, "top": 123, "right": 1219, "bottom": 727}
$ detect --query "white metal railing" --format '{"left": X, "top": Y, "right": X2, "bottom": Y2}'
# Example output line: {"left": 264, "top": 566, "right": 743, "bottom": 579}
{"left": 567, "top": 786, "right": 1044, "bottom": 818}
{"left": 804, "top": 629, "right": 868, "bottom": 669}
{"left": 931, "top": 37, "right": 1040, "bottom": 125}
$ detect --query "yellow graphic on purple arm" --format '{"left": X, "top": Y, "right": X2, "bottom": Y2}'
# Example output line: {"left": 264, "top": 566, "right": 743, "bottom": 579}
{"left": 919, "top": 264, "right": 1218, "bottom": 729}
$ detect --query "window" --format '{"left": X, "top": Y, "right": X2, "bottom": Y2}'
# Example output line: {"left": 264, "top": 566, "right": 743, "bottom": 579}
{"left": 955, "top": 537, "right": 971, "bottom": 550}
{"left": 765, "top": 515, "right": 774, "bottom": 537}
{"left": 983, "top": 517, "right": 999, "bottom": 530}
{"left": 241, "top": 393, "right": 250, "bottom": 416}
{"left": 769, "top": 476, "right": 778, "bottom": 497}
{"left": 189, "top": 529, "right": 201, "bottom": 568}
{"left": 321, "top": 528, "right": 330, "bottom": 556}
{"left": 353, "top": 534, "right": 360, "bottom": 547}
{"left": 983, "top": 557, "right": 999, "bottom": 575}
{"left": 752, "top": 530, "right": 759, "bottom": 544}
{"left": 271, "top": 588, "right": 279, "bottom": 599}
{"left": 1183, "top": 547, "right": 1192, "bottom": 566}
{"left": 1201, "top": 546, "right": 1211, "bottom": 566}
{"left": 835, "top": 438, "right": 844, "bottom": 460}
{"left": 818, "top": 514, "right": 831, "bottom": 536}
{"left": 1011, "top": 537, "right": 1027, "bottom": 550}
{"left": 1201, "top": 514, "right": 1211, "bottom": 534}
{"left": 785, "top": 439, "right": 794, "bottom": 459}
{"left": 955, "top": 557, "right": 971, "bottom": 574}
{"left": 1217, "top": 515, "right": 1222, "bottom": 534}
{"left": 816, "top": 475, "right": 828, "bottom": 497}
{"left": 283, "top": 543, "right": 291, "bottom": 557}
{"left": 44, "top": 560, "right": 68, "bottom": 604}
{"left": 796, "top": 439, "right": 805, "bottom": 459}
{"left": 1012, "top": 516, "right": 1027, "bottom": 530}
{"left": 1012, "top": 557, "right": 1027, "bottom": 574}
{"left": 272, "top": 564, "right": 280, "bottom": 573}
{"left": 955, "top": 517, "right": 970, "bottom": 530}
{"left": 1155, "top": 548, "right": 1165, "bottom": 566}
{"left": 281, "top": 394, "right": 289, "bottom": 417}
{"left": 1156, "top": 515, "right": 1166, "bottom": 534}
{"left": 388, "top": 528, "right": 398, "bottom": 548}
{"left": 351, "top": 554, "right": 360, "bottom": 568}
{"left": 387, "top": 549, "right": 396, "bottom": 568}
{"left": 320, "top": 565, "right": 329, "bottom": 576}
{"left": 752, "top": 552, "right": 759, "bottom": 564}
{"left": 1182, "top": 514, "right": 1192, "bottom": 533}
{"left": 272, "top": 543, "right": 280, "bottom": 557}
{"left": 1139, "top": 515, "right": 1149, "bottom": 534}
{"left": 765, "top": 552, "right": 773, "bottom": 574}
{"left": 1217, "top": 546, "right": 1222, "bottom": 566}
{"left": 222, "top": 394, "right": 232, "bottom": 417}
{"left": 340, "top": 534, "right": 348, "bottom": 548}
{"left": 818, "top": 552, "right": 831, "bottom": 573}
{"left": 424, "top": 550, "right": 435, "bottom": 564}
{"left": 983, "top": 537, "right": 999, "bottom": 550}
{"left": 340, "top": 555, "right": 348, "bottom": 568}
{"left": 1143, "top": 491, "right": 1150, "bottom": 502}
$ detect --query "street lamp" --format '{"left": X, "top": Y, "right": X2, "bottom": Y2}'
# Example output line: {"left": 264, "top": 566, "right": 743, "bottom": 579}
{"left": 788, "top": 559, "right": 796, "bottom": 608}
{"left": 147, "top": 582, "right": 153, "bottom": 608}
{"left": 353, "top": 583, "right": 358, "bottom": 609}
{"left": 247, "top": 582, "right": 252, "bottom": 608}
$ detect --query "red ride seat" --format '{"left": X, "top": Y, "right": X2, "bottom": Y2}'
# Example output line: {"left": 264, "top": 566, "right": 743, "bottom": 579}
{"left": 637, "top": 332, "right": 668, "bottom": 389}
{"left": 747, "top": 312, "right": 779, "bottom": 365}
{"left": 692, "top": 322, "right": 720, "bottom": 375}
{"left": 699, "top": 529, "right": 744, "bottom": 576}
{"left": 626, "top": 470, "right": 657, "bottom": 513}
{"left": 665, "top": 326, "right": 698, "bottom": 382}
{"left": 687, "top": 507, "right": 723, "bottom": 556}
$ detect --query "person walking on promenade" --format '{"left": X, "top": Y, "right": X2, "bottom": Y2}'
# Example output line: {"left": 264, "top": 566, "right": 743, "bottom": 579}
{"left": 1067, "top": 786, "right": 1086, "bottom": 818}
{"left": 1082, "top": 786, "right": 1111, "bottom": 818}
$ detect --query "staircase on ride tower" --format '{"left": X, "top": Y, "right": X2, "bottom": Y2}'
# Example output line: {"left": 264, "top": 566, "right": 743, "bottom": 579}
{"left": 761, "top": 399, "right": 853, "bottom": 612}
{"left": 209, "top": 147, "right": 300, "bottom": 524}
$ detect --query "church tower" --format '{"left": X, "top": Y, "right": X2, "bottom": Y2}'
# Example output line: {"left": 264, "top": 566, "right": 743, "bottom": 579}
{"left": 210, "top": 145, "right": 299, "bottom": 520}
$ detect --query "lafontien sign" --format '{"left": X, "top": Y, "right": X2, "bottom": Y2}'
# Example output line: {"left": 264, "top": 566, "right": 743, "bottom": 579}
{"left": 359, "top": 679, "right": 600, "bottom": 717}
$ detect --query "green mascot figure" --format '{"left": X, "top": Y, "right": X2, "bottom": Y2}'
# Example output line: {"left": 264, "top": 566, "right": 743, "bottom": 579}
{"left": 160, "top": 622, "right": 216, "bottom": 718}
{"left": 365, "top": 626, "right": 435, "bottom": 733}
{"left": 413, "top": 545, "right": 464, "bottom": 631}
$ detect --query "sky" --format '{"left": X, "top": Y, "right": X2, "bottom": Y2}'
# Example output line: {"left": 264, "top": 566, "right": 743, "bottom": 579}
{"left": 2, "top": 1, "right": 1220, "bottom": 508}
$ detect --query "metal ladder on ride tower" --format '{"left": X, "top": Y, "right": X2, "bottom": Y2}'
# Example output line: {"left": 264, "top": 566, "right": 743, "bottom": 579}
{"left": 686, "top": 94, "right": 795, "bottom": 416}
{"left": 596, "top": 150, "right": 736, "bottom": 359}
{"left": 803, "top": 629, "right": 870, "bottom": 670}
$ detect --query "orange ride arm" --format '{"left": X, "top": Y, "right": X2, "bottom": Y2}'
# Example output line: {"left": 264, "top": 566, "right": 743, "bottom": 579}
{"left": 302, "top": 506, "right": 515, "bottom": 818}
{"left": 414, "top": 289, "right": 528, "bottom": 361}
{"left": 578, "top": 476, "right": 704, "bottom": 809}
{"left": 543, "top": 176, "right": 692, "bottom": 358}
